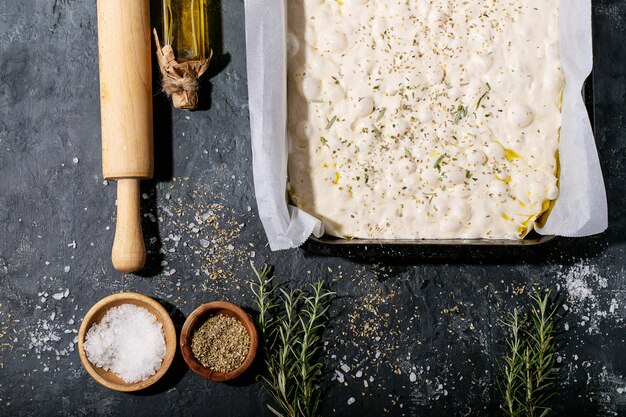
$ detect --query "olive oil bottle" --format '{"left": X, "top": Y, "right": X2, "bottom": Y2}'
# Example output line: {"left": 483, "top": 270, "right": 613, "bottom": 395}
{"left": 163, "top": 0, "right": 210, "bottom": 62}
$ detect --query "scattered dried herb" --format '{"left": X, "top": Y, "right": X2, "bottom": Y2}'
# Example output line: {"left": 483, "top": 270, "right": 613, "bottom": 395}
{"left": 376, "top": 107, "right": 387, "bottom": 122}
{"left": 191, "top": 314, "right": 250, "bottom": 373}
{"left": 250, "top": 264, "right": 334, "bottom": 417}
{"left": 434, "top": 154, "right": 446, "bottom": 171}
{"left": 476, "top": 82, "right": 492, "bottom": 110}
{"left": 325, "top": 115, "right": 338, "bottom": 130}
{"left": 452, "top": 104, "right": 468, "bottom": 124}
{"left": 371, "top": 125, "right": 383, "bottom": 140}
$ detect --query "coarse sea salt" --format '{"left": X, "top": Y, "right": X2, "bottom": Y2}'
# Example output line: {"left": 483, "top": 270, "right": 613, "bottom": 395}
{"left": 83, "top": 304, "right": 166, "bottom": 384}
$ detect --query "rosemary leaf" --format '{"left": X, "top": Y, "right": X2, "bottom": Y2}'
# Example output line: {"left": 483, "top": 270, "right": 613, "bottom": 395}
{"left": 376, "top": 107, "right": 387, "bottom": 122}
{"left": 326, "top": 115, "right": 338, "bottom": 130}
{"left": 434, "top": 154, "right": 446, "bottom": 171}
{"left": 475, "top": 82, "right": 492, "bottom": 110}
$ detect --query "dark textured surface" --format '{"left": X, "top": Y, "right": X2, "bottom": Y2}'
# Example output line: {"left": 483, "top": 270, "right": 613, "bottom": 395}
{"left": 0, "top": 1, "right": 625, "bottom": 416}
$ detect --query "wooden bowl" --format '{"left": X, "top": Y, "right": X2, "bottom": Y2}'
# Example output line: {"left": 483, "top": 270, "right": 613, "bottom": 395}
{"left": 180, "top": 301, "right": 258, "bottom": 382}
{"left": 78, "top": 292, "right": 177, "bottom": 392}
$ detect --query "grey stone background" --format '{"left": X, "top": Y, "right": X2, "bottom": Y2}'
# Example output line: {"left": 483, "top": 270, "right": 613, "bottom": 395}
{"left": 0, "top": 0, "right": 624, "bottom": 416}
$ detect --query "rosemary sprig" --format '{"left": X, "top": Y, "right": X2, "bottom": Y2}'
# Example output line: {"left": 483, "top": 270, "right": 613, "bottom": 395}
{"left": 295, "top": 281, "right": 333, "bottom": 417}
{"left": 500, "top": 309, "right": 526, "bottom": 417}
{"left": 250, "top": 264, "right": 334, "bottom": 417}
{"left": 525, "top": 292, "right": 557, "bottom": 417}
{"left": 251, "top": 264, "right": 278, "bottom": 336}
{"left": 498, "top": 290, "right": 558, "bottom": 417}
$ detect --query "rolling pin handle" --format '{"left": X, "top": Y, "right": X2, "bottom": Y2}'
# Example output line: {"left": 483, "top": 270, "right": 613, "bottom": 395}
{"left": 112, "top": 179, "right": 146, "bottom": 273}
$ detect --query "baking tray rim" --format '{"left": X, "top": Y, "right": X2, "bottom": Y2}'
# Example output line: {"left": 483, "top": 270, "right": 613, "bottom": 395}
{"left": 308, "top": 234, "right": 557, "bottom": 247}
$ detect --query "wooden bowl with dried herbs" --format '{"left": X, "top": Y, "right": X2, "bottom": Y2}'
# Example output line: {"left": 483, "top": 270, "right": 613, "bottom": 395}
{"left": 180, "top": 301, "right": 258, "bottom": 382}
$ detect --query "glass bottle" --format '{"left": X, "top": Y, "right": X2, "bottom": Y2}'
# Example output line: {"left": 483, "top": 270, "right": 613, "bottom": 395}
{"left": 162, "top": 0, "right": 210, "bottom": 62}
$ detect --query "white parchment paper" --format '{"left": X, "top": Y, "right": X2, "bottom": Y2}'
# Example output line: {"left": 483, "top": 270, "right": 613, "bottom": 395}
{"left": 244, "top": 0, "right": 607, "bottom": 250}
{"left": 536, "top": 0, "right": 608, "bottom": 236}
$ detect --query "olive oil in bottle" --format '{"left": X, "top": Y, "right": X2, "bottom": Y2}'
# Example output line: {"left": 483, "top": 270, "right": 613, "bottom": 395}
{"left": 163, "top": 0, "right": 210, "bottom": 62}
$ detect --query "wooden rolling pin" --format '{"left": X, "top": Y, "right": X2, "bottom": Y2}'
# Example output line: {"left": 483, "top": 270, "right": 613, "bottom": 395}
{"left": 97, "top": 0, "right": 153, "bottom": 273}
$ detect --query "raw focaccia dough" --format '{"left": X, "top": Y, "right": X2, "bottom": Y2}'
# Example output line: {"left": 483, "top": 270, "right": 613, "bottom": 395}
{"left": 287, "top": 0, "right": 562, "bottom": 239}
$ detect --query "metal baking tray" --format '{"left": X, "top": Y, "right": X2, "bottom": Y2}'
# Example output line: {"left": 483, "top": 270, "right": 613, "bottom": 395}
{"left": 302, "top": 76, "right": 595, "bottom": 250}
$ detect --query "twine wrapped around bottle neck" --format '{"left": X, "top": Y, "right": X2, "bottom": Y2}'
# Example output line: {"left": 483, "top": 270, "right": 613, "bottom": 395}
{"left": 153, "top": 29, "right": 212, "bottom": 110}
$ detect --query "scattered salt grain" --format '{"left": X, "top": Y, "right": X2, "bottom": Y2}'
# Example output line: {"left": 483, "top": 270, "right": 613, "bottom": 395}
{"left": 409, "top": 372, "right": 417, "bottom": 382}
{"left": 347, "top": 397, "right": 355, "bottom": 405}
{"left": 335, "top": 370, "right": 345, "bottom": 383}
{"left": 64, "top": 266, "right": 70, "bottom": 273}
{"left": 72, "top": 157, "right": 79, "bottom": 164}
{"left": 83, "top": 304, "right": 166, "bottom": 384}
{"left": 559, "top": 261, "right": 602, "bottom": 303}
